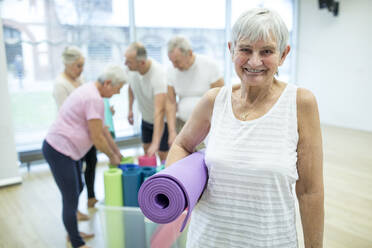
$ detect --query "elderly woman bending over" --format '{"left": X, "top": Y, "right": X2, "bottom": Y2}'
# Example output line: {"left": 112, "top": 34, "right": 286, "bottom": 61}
{"left": 43, "top": 65, "right": 127, "bottom": 248}
{"left": 166, "top": 8, "right": 324, "bottom": 248}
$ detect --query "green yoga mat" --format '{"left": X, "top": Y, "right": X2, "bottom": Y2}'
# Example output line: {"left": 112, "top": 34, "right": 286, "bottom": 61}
{"left": 121, "top": 156, "right": 135, "bottom": 164}
{"left": 105, "top": 207, "right": 125, "bottom": 248}
{"left": 104, "top": 168, "right": 123, "bottom": 207}
{"left": 109, "top": 156, "right": 135, "bottom": 169}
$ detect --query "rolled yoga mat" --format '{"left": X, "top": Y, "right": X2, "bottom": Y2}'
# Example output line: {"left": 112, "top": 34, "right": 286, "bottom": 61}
{"left": 138, "top": 152, "right": 208, "bottom": 232}
{"left": 104, "top": 168, "right": 123, "bottom": 207}
{"left": 141, "top": 166, "right": 157, "bottom": 183}
{"left": 122, "top": 167, "right": 142, "bottom": 207}
{"left": 138, "top": 155, "right": 157, "bottom": 167}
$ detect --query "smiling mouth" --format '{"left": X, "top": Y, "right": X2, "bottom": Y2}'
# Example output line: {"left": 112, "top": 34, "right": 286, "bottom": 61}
{"left": 244, "top": 68, "right": 266, "bottom": 73}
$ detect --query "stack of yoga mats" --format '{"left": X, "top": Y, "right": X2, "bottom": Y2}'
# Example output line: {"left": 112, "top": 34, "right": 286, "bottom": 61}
{"left": 138, "top": 152, "right": 208, "bottom": 232}
{"left": 105, "top": 163, "right": 158, "bottom": 208}
{"left": 139, "top": 155, "right": 157, "bottom": 167}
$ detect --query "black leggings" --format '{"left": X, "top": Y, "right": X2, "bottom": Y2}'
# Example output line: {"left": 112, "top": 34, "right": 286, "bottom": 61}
{"left": 81, "top": 146, "right": 97, "bottom": 199}
{"left": 42, "top": 140, "right": 85, "bottom": 248}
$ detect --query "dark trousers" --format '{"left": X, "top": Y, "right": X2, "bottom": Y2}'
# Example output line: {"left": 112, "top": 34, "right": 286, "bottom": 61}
{"left": 81, "top": 146, "right": 97, "bottom": 199}
{"left": 42, "top": 140, "right": 85, "bottom": 248}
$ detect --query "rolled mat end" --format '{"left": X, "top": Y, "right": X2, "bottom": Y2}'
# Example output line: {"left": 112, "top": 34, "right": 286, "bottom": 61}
{"left": 138, "top": 152, "right": 208, "bottom": 232}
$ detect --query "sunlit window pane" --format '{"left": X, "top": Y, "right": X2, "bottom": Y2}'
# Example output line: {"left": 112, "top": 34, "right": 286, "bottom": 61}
{"left": 1, "top": 0, "right": 133, "bottom": 150}
{"left": 135, "top": 0, "right": 226, "bottom": 74}
{"left": 135, "top": 0, "right": 225, "bottom": 29}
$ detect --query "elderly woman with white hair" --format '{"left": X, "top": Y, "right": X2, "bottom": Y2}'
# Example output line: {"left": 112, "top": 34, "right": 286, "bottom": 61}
{"left": 43, "top": 64, "right": 127, "bottom": 248}
{"left": 53, "top": 46, "right": 99, "bottom": 217}
{"left": 53, "top": 46, "right": 85, "bottom": 108}
{"left": 166, "top": 8, "right": 324, "bottom": 248}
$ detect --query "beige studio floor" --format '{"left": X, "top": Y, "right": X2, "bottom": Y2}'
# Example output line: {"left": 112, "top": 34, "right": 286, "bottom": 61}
{"left": 0, "top": 125, "right": 372, "bottom": 248}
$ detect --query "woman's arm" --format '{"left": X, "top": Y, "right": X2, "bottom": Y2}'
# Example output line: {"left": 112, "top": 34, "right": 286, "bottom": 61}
{"left": 88, "top": 119, "right": 120, "bottom": 165}
{"left": 103, "top": 125, "right": 121, "bottom": 158}
{"left": 147, "top": 93, "right": 167, "bottom": 157}
{"left": 166, "top": 87, "right": 221, "bottom": 167}
{"left": 296, "top": 88, "right": 324, "bottom": 248}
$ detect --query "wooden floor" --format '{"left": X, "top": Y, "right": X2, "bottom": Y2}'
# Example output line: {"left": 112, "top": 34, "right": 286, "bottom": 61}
{"left": 0, "top": 125, "right": 372, "bottom": 248}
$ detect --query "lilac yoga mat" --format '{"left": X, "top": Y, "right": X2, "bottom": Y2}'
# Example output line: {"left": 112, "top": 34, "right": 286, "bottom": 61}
{"left": 138, "top": 152, "right": 208, "bottom": 232}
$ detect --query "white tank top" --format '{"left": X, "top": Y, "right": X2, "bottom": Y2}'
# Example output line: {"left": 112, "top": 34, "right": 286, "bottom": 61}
{"left": 186, "top": 84, "right": 299, "bottom": 248}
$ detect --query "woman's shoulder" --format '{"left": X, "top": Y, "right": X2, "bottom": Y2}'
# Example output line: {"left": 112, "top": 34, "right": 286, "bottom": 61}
{"left": 205, "top": 86, "right": 224, "bottom": 102}
{"left": 296, "top": 87, "right": 318, "bottom": 109}
{"left": 296, "top": 87, "right": 320, "bottom": 126}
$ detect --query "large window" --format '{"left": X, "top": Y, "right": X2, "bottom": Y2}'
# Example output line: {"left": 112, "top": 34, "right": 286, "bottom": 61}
{"left": 0, "top": 0, "right": 131, "bottom": 151}
{"left": 135, "top": 0, "right": 225, "bottom": 73}
{"left": 1, "top": 0, "right": 295, "bottom": 153}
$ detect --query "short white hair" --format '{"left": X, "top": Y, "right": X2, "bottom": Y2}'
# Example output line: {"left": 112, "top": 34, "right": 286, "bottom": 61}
{"left": 128, "top": 42, "right": 147, "bottom": 61}
{"left": 98, "top": 64, "right": 127, "bottom": 86}
{"left": 62, "top": 46, "right": 83, "bottom": 64}
{"left": 167, "top": 36, "right": 192, "bottom": 55}
{"left": 231, "top": 8, "right": 289, "bottom": 55}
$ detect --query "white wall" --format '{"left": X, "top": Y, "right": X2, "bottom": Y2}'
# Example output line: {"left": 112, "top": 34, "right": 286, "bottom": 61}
{"left": 297, "top": 0, "right": 372, "bottom": 132}
{"left": 0, "top": 18, "right": 22, "bottom": 187}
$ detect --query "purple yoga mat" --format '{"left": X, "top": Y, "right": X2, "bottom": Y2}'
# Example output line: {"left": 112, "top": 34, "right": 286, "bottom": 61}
{"left": 138, "top": 152, "right": 208, "bottom": 232}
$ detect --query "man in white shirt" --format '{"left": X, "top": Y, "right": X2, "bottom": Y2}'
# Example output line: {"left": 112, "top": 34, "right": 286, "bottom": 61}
{"left": 125, "top": 42, "right": 168, "bottom": 161}
{"left": 167, "top": 36, "right": 224, "bottom": 145}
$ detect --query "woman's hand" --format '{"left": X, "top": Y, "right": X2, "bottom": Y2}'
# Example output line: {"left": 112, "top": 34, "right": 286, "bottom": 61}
{"left": 109, "top": 154, "right": 121, "bottom": 166}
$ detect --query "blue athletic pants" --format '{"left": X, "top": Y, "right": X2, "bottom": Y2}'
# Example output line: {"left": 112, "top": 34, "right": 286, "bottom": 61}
{"left": 42, "top": 140, "right": 85, "bottom": 248}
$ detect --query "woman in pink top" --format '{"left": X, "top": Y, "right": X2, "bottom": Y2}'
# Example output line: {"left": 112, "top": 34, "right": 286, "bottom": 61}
{"left": 42, "top": 65, "right": 127, "bottom": 248}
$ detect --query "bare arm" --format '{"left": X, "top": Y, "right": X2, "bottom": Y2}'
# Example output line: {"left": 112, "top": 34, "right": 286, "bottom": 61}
{"left": 166, "top": 87, "right": 221, "bottom": 167}
{"left": 147, "top": 93, "right": 167, "bottom": 156}
{"left": 128, "top": 85, "right": 134, "bottom": 125}
{"left": 88, "top": 119, "right": 120, "bottom": 165}
{"left": 166, "top": 85, "right": 177, "bottom": 145}
{"left": 103, "top": 125, "right": 121, "bottom": 158}
{"left": 296, "top": 88, "right": 324, "bottom": 248}
{"left": 210, "top": 78, "right": 224, "bottom": 89}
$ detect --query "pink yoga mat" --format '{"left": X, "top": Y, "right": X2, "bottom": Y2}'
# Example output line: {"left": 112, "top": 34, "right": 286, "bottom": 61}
{"left": 138, "top": 152, "right": 208, "bottom": 232}
{"left": 138, "top": 155, "right": 157, "bottom": 167}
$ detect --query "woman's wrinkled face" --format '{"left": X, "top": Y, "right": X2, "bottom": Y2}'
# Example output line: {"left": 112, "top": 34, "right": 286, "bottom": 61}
{"left": 231, "top": 37, "right": 288, "bottom": 86}
{"left": 65, "top": 56, "right": 85, "bottom": 79}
